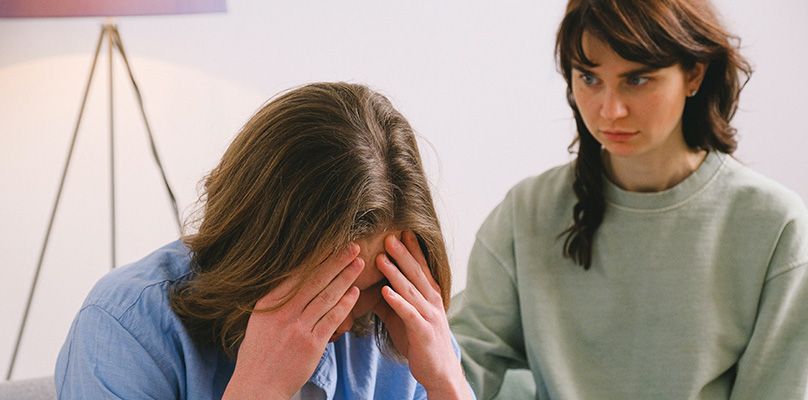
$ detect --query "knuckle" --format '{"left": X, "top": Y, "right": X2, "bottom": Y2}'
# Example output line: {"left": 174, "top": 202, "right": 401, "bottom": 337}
{"left": 405, "top": 307, "right": 420, "bottom": 321}
{"left": 426, "top": 290, "right": 442, "bottom": 305}
{"left": 423, "top": 307, "right": 441, "bottom": 322}
{"left": 338, "top": 296, "right": 355, "bottom": 312}
{"left": 291, "top": 318, "right": 308, "bottom": 333}
{"left": 405, "top": 284, "right": 419, "bottom": 299}
{"left": 319, "top": 289, "right": 337, "bottom": 305}
{"left": 323, "top": 311, "right": 342, "bottom": 328}
{"left": 310, "top": 275, "right": 326, "bottom": 289}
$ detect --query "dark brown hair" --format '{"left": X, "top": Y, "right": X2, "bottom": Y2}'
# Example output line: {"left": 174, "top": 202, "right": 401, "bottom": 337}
{"left": 170, "top": 82, "right": 451, "bottom": 357}
{"left": 555, "top": 0, "right": 752, "bottom": 269}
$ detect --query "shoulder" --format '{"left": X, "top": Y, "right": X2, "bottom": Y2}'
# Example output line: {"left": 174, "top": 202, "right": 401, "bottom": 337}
{"left": 509, "top": 161, "right": 575, "bottom": 205}
{"left": 472, "top": 162, "right": 575, "bottom": 271}
{"left": 81, "top": 240, "right": 193, "bottom": 324}
{"left": 56, "top": 241, "right": 198, "bottom": 398}
{"left": 478, "top": 161, "right": 575, "bottom": 236}
{"left": 716, "top": 155, "right": 807, "bottom": 220}
{"left": 715, "top": 155, "right": 808, "bottom": 275}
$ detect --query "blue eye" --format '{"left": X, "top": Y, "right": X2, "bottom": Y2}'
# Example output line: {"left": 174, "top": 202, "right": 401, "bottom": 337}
{"left": 627, "top": 75, "right": 650, "bottom": 86}
{"left": 579, "top": 72, "right": 598, "bottom": 86}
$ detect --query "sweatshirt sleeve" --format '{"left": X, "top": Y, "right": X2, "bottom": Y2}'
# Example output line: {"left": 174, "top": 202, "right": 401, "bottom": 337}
{"left": 731, "top": 216, "right": 808, "bottom": 399}
{"left": 55, "top": 304, "right": 178, "bottom": 399}
{"left": 449, "top": 194, "right": 528, "bottom": 400}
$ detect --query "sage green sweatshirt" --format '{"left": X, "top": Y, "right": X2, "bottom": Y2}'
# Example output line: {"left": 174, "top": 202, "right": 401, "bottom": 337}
{"left": 449, "top": 151, "right": 808, "bottom": 399}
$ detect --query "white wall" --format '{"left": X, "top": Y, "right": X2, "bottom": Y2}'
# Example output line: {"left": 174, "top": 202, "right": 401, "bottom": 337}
{"left": 1, "top": 0, "right": 806, "bottom": 380}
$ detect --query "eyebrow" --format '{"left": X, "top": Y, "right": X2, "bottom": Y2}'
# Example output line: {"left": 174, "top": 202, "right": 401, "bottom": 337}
{"left": 572, "top": 63, "right": 659, "bottom": 78}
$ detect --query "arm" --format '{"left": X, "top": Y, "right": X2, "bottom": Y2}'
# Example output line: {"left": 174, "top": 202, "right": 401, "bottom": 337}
{"left": 448, "top": 198, "right": 528, "bottom": 400}
{"left": 731, "top": 219, "right": 808, "bottom": 399}
{"left": 55, "top": 305, "right": 177, "bottom": 399}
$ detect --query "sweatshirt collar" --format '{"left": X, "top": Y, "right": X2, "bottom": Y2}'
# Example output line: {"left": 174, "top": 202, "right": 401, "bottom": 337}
{"left": 603, "top": 151, "right": 726, "bottom": 211}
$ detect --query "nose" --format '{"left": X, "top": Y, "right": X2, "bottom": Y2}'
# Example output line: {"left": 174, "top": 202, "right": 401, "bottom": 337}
{"left": 599, "top": 88, "right": 628, "bottom": 121}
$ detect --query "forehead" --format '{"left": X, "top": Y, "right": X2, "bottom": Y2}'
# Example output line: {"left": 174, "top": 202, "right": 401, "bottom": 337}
{"left": 353, "top": 230, "right": 402, "bottom": 290}
{"left": 356, "top": 230, "right": 399, "bottom": 256}
{"left": 577, "top": 32, "right": 646, "bottom": 71}
{"left": 574, "top": 32, "right": 689, "bottom": 80}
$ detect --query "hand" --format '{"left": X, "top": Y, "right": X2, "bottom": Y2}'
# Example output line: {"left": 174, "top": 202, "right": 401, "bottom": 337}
{"left": 373, "top": 231, "right": 472, "bottom": 400}
{"left": 223, "top": 243, "right": 364, "bottom": 400}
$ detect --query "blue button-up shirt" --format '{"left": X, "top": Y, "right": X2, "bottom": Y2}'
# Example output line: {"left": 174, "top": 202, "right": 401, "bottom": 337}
{"left": 55, "top": 241, "right": 442, "bottom": 399}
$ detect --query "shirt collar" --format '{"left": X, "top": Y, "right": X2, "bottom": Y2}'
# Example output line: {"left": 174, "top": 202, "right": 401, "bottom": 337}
{"left": 308, "top": 342, "right": 337, "bottom": 398}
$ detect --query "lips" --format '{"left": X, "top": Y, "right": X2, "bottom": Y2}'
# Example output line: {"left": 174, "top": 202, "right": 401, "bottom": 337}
{"left": 600, "top": 130, "right": 638, "bottom": 142}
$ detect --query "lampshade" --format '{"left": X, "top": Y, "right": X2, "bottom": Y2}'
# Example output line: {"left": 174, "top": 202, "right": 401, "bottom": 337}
{"left": 0, "top": 0, "right": 227, "bottom": 18}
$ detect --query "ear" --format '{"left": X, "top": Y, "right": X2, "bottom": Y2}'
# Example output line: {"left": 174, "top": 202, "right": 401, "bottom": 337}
{"left": 686, "top": 62, "right": 708, "bottom": 96}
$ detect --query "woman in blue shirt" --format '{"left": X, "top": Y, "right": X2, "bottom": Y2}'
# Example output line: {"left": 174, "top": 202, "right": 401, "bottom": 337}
{"left": 56, "top": 82, "right": 473, "bottom": 399}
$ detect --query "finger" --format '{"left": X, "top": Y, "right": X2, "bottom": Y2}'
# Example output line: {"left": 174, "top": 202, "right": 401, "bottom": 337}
{"left": 402, "top": 231, "right": 428, "bottom": 267}
{"left": 373, "top": 299, "right": 409, "bottom": 356}
{"left": 376, "top": 252, "right": 431, "bottom": 316}
{"left": 402, "top": 231, "right": 441, "bottom": 294}
{"left": 294, "top": 242, "right": 361, "bottom": 306}
{"left": 301, "top": 258, "right": 364, "bottom": 323}
{"left": 312, "top": 286, "right": 360, "bottom": 339}
{"left": 254, "top": 264, "right": 315, "bottom": 310}
{"left": 384, "top": 234, "right": 435, "bottom": 302}
{"left": 381, "top": 286, "right": 429, "bottom": 333}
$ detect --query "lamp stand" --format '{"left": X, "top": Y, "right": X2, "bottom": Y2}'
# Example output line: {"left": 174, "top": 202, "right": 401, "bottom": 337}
{"left": 6, "top": 21, "right": 182, "bottom": 381}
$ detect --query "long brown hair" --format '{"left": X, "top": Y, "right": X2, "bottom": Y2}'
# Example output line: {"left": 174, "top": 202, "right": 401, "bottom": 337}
{"left": 555, "top": 0, "right": 753, "bottom": 269}
{"left": 170, "top": 82, "right": 451, "bottom": 357}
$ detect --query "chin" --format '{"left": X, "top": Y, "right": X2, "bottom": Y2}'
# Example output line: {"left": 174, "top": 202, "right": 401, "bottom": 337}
{"left": 602, "top": 143, "right": 642, "bottom": 158}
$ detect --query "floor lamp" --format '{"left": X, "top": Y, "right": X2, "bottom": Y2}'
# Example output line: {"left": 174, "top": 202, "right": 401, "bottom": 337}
{"left": 0, "top": 0, "right": 227, "bottom": 380}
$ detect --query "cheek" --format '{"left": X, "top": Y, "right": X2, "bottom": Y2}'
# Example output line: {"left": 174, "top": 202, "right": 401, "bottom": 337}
{"left": 571, "top": 86, "right": 599, "bottom": 128}
{"left": 641, "top": 91, "right": 685, "bottom": 131}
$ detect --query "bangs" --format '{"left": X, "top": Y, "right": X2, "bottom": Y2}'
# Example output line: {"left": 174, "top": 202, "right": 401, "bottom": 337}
{"left": 557, "top": 0, "right": 686, "bottom": 71}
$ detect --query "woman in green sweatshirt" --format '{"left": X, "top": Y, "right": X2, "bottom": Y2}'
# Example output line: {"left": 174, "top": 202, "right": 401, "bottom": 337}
{"left": 449, "top": 1, "right": 808, "bottom": 399}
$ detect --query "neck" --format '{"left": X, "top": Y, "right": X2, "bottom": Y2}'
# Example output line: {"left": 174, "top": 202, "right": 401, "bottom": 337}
{"left": 604, "top": 148, "right": 707, "bottom": 192}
